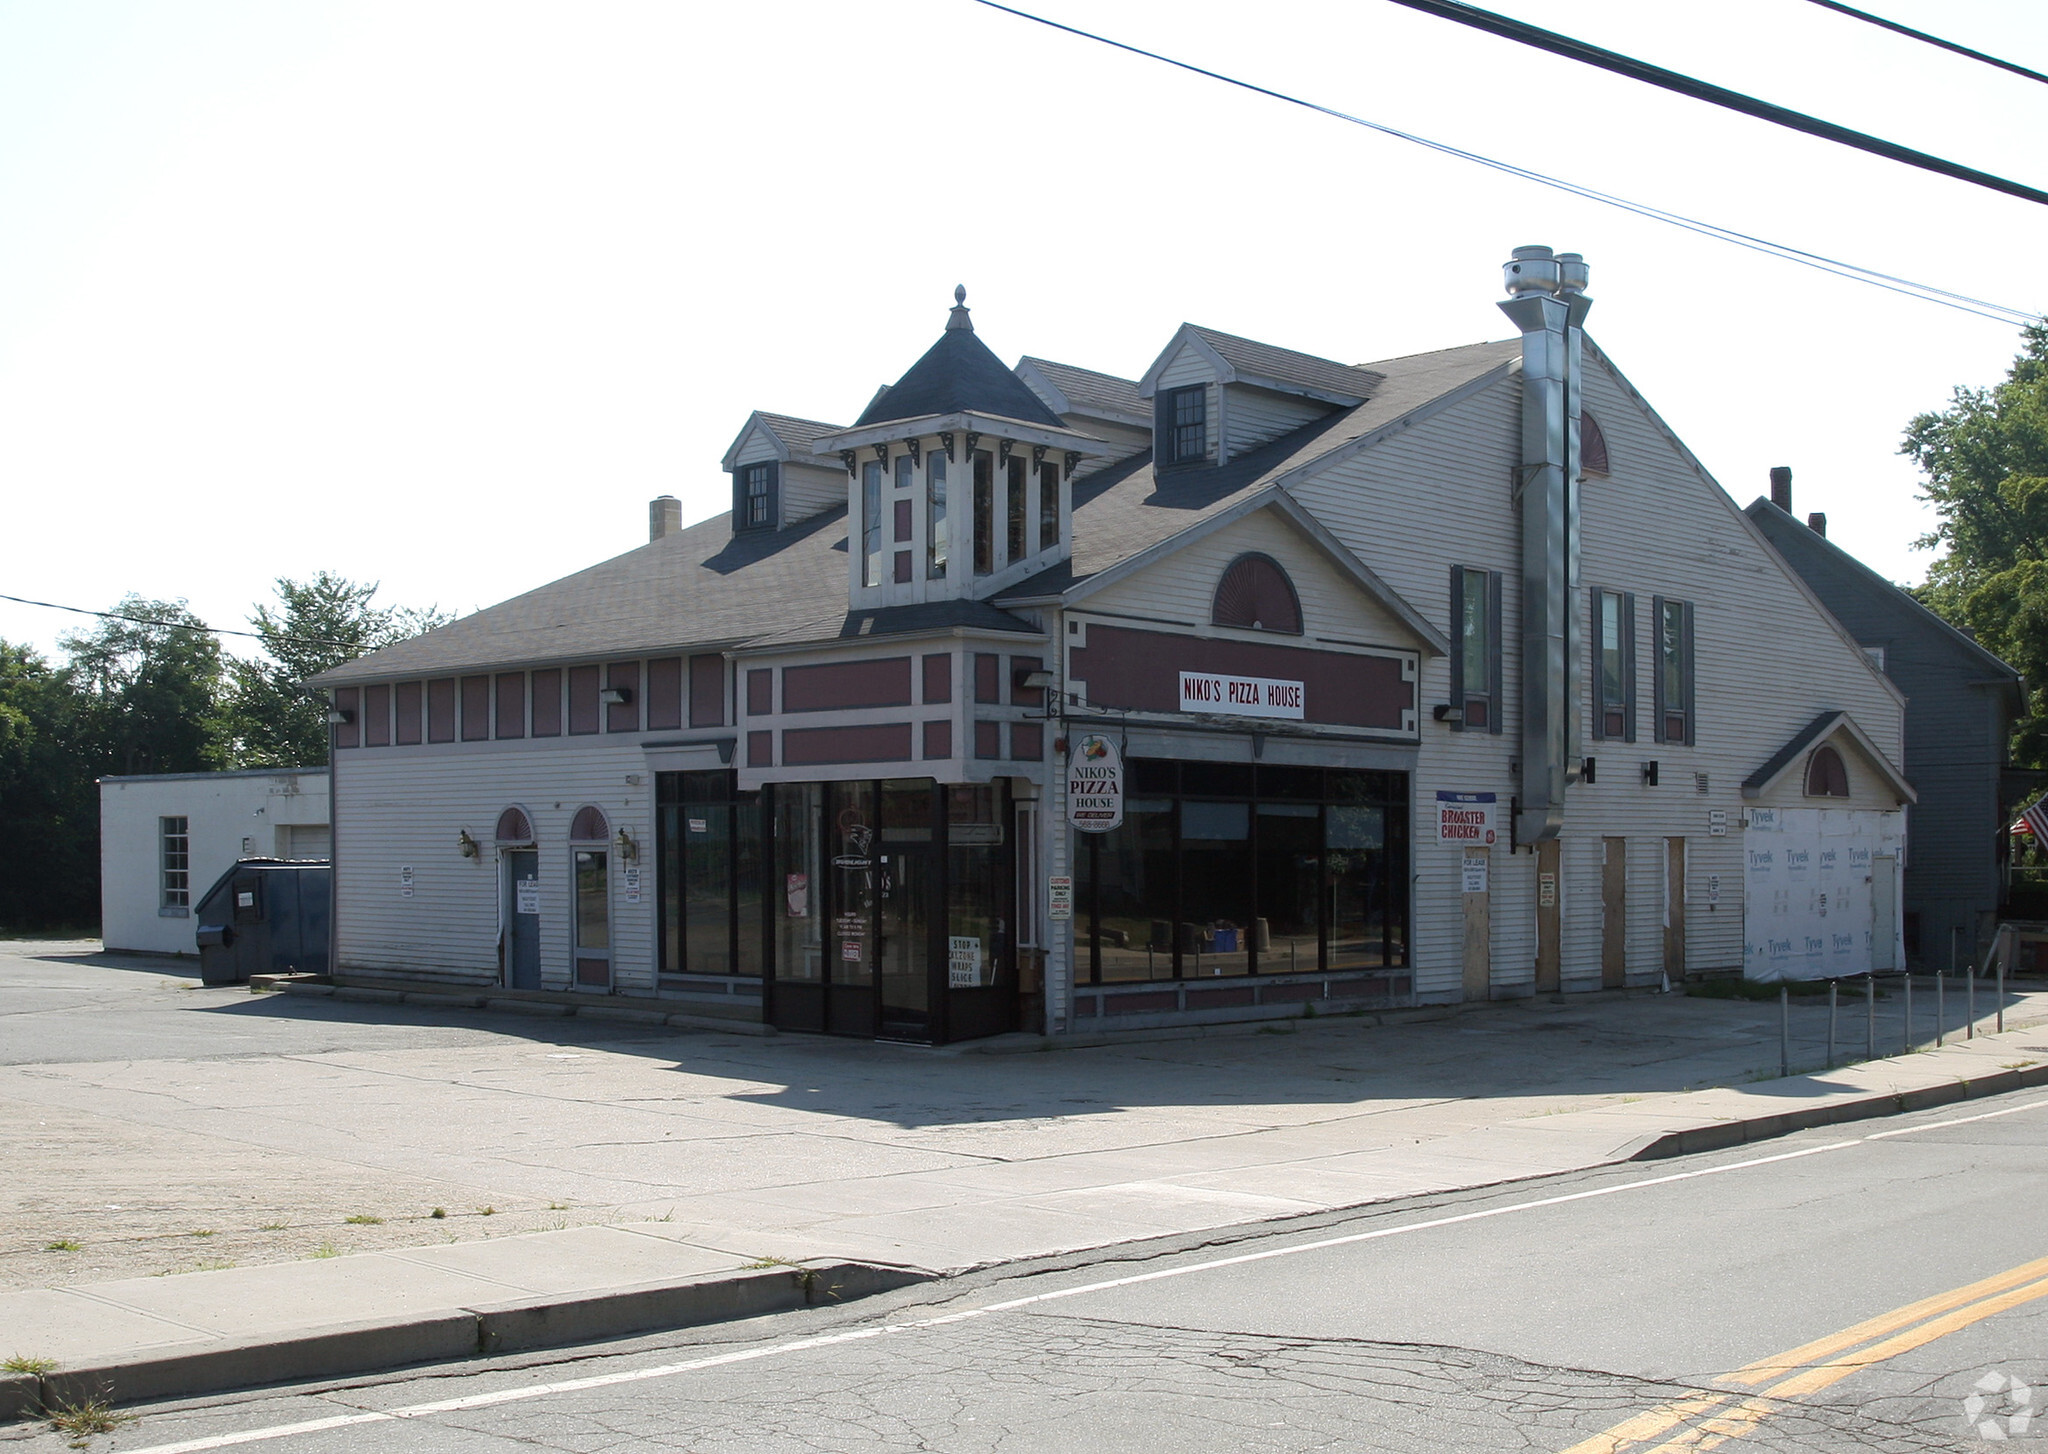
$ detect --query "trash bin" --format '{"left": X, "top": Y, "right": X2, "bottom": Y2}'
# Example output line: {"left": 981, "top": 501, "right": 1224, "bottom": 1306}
{"left": 194, "top": 858, "right": 331, "bottom": 985}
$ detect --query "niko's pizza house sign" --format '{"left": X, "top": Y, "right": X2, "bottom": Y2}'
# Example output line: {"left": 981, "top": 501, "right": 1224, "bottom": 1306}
{"left": 1178, "top": 671, "right": 1305, "bottom": 720}
{"left": 1436, "top": 791, "right": 1500, "bottom": 845}
{"left": 1067, "top": 733, "right": 1125, "bottom": 833}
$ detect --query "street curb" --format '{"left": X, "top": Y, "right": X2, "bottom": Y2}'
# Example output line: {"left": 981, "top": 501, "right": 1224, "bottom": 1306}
{"left": 1630, "top": 1059, "right": 2048, "bottom": 1159}
{"left": 4, "top": 1263, "right": 928, "bottom": 1420}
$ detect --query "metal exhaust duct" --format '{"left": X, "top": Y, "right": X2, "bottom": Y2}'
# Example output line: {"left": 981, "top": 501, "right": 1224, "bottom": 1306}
{"left": 1499, "top": 245, "right": 1590, "bottom": 845}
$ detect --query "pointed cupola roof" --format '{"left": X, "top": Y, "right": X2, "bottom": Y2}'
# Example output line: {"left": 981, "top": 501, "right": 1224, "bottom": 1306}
{"left": 853, "top": 286, "right": 1065, "bottom": 430}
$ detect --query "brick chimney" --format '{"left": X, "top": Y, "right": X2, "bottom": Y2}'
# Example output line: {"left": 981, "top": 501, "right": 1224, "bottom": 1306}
{"left": 649, "top": 495, "right": 682, "bottom": 542}
{"left": 1807, "top": 511, "right": 1827, "bottom": 538}
{"left": 1769, "top": 466, "right": 1792, "bottom": 513}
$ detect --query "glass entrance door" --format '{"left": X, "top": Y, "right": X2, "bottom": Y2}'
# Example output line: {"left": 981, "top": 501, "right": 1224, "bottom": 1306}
{"left": 877, "top": 844, "right": 930, "bottom": 1040}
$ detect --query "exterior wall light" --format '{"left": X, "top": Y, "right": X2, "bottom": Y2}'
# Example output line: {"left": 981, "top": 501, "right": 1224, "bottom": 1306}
{"left": 457, "top": 829, "right": 480, "bottom": 859}
{"left": 1432, "top": 704, "right": 1463, "bottom": 725}
{"left": 327, "top": 708, "right": 354, "bottom": 725}
{"left": 598, "top": 686, "right": 632, "bottom": 706}
{"left": 1640, "top": 761, "right": 1660, "bottom": 787}
{"left": 614, "top": 828, "right": 639, "bottom": 863}
{"left": 1017, "top": 669, "right": 1055, "bottom": 692}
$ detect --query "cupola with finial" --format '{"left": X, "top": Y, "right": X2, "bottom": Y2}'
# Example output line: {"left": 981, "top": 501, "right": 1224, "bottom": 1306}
{"left": 808, "top": 286, "right": 1109, "bottom": 610}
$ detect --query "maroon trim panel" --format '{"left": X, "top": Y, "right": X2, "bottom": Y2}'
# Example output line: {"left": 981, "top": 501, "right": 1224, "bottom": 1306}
{"left": 974, "top": 721, "right": 1001, "bottom": 760}
{"left": 746, "top": 668, "right": 773, "bottom": 717}
{"left": 781, "top": 722, "right": 914, "bottom": 766}
{"left": 922, "top": 653, "right": 951, "bottom": 705}
{"left": 1069, "top": 624, "right": 1413, "bottom": 732}
{"left": 530, "top": 670, "right": 561, "bottom": 738}
{"left": 1010, "top": 655, "right": 1043, "bottom": 708}
{"left": 363, "top": 684, "right": 391, "bottom": 747}
{"left": 645, "top": 657, "right": 684, "bottom": 731}
{"left": 331, "top": 687, "right": 360, "bottom": 749}
{"left": 494, "top": 673, "right": 525, "bottom": 740}
{"left": 747, "top": 730, "right": 774, "bottom": 767}
{"left": 606, "top": 660, "right": 641, "bottom": 733}
{"left": 689, "top": 654, "right": 725, "bottom": 728}
{"left": 567, "top": 665, "right": 600, "bottom": 735}
{"left": 1011, "top": 722, "right": 1043, "bottom": 760}
{"left": 461, "top": 675, "right": 490, "bottom": 741}
{"left": 893, "top": 550, "right": 911, "bottom": 584}
{"left": 922, "top": 720, "right": 952, "bottom": 759}
{"left": 781, "top": 657, "right": 912, "bottom": 713}
{"left": 973, "top": 653, "right": 1001, "bottom": 704}
{"left": 395, "top": 681, "right": 423, "bottom": 745}
{"left": 427, "top": 679, "right": 456, "bottom": 743}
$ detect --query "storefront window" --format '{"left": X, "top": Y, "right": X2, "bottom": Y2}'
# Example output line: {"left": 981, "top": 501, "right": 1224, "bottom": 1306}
{"left": 946, "top": 784, "right": 1005, "bottom": 993}
{"left": 830, "top": 781, "right": 877, "bottom": 987}
{"left": 657, "top": 771, "right": 765, "bottom": 977}
{"left": 1078, "top": 760, "right": 1409, "bottom": 983}
{"left": 775, "top": 783, "right": 824, "bottom": 984}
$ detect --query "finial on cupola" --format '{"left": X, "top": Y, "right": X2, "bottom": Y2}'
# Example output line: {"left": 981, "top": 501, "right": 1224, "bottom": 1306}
{"left": 946, "top": 283, "right": 973, "bottom": 332}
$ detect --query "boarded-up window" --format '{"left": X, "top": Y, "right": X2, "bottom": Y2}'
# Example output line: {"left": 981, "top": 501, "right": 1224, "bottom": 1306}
{"left": 923, "top": 720, "right": 952, "bottom": 759}
{"left": 923, "top": 653, "right": 951, "bottom": 704}
{"left": 427, "top": 680, "right": 456, "bottom": 743}
{"left": 645, "top": 657, "right": 684, "bottom": 730}
{"left": 690, "top": 654, "right": 725, "bottom": 727}
{"left": 1212, "top": 554, "right": 1302, "bottom": 634}
{"left": 395, "top": 682, "right": 423, "bottom": 744}
{"left": 567, "top": 665, "right": 601, "bottom": 735}
{"left": 746, "top": 669, "right": 773, "bottom": 716}
{"left": 531, "top": 670, "right": 561, "bottom": 737}
{"left": 606, "top": 661, "right": 641, "bottom": 733}
{"left": 494, "top": 673, "right": 525, "bottom": 740}
{"left": 363, "top": 684, "right": 391, "bottom": 747}
{"left": 973, "top": 653, "right": 1001, "bottom": 704}
{"left": 461, "top": 676, "right": 490, "bottom": 741}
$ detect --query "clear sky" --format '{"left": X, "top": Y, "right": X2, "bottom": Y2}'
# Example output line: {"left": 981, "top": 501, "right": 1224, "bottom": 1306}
{"left": 4, "top": 0, "right": 2045, "bottom": 660}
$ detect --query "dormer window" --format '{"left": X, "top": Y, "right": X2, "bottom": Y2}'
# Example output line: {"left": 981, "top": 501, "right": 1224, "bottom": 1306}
{"left": 1165, "top": 385, "right": 1208, "bottom": 465}
{"left": 737, "top": 462, "right": 777, "bottom": 530}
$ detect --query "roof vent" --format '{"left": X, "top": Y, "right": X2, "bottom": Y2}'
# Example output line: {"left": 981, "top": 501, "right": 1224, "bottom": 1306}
{"left": 1807, "top": 511, "right": 1828, "bottom": 538}
{"left": 1770, "top": 466, "right": 1792, "bottom": 513}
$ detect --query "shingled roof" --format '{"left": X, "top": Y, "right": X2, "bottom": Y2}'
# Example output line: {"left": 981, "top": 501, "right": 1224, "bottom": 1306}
{"left": 1016, "top": 357, "right": 1148, "bottom": 424}
{"left": 853, "top": 297, "right": 1065, "bottom": 430}
{"left": 1182, "top": 325, "right": 1386, "bottom": 402}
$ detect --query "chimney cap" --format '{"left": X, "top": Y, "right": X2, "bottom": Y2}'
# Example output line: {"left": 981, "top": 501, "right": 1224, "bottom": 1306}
{"left": 1807, "top": 511, "right": 1828, "bottom": 538}
{"left": 1769, "top": 466, "right": 1792, "bottom": 512}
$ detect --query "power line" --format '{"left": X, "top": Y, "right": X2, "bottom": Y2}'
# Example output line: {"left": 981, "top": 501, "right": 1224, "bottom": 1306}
{"left": 968, "top": 0, "right": 2038, "bottom": 326}
{"left": 1801, "top": 0, "right": 2048, "bottom": 87}
{"left": 1378, "top": 0, "right": 2048, "bottom": 208}
{"left": 0, "top": 592, "right": 364, "bottom": 652}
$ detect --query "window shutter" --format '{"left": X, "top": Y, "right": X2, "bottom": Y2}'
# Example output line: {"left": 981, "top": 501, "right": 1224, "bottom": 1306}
{"left": 765, "top": 461, "right": 780, "bottom": 529}
{"left": 1588, "top": 590, "right": 1605, "bottom": 743}
{"left": 1651, "top": 595, "right": 1668, "bottom": 744}
{"left": 1682, "top": 601, "right": 1697, "bottom": 746}
{"left": 1154, "top": 392, "right": 1173, "bottom": 466}
{"left": 1448, "top": 567, "right": 1467, "bottom": 728}
{"left": 1487, "top": 569, "right": 1505, "bottom": 734}
{"left": 1622, "top": 591, "right": 1637, "bottom": 744}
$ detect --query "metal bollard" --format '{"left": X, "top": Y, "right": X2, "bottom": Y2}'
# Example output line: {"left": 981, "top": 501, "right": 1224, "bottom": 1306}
{"left": 1904, "top": 974, "right": 1912, "bottom": 1054}
{"left": 1827, "top": 980, "right": 1838, "bottom": 1068}
{"left": 1969, "top": 963, "right": 1977, "bottom": 1040}
{"left": 1780, "top": 984, "right": 1790, "bottom": 1078}
{"left": 1937, "top": 971, "right": 1945, "bottom": 1048}
{"left": 1998, "top": 954, "right": 2006, "bottom": 1034}
{"left": 1866, "top": 974, "right": 1876, "bottom": 1060}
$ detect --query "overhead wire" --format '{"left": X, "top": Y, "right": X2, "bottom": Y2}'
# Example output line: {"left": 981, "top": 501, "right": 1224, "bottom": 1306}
{"left": 967, "top": 0, "right": 2039, "bottom": 327}
{"left": 1379, "top": 0, "right": 2048, "bottom": 207}
{"left": 1800, "top": 0, "right": 2048, "bottom": 88}
{"left": 0, "top": 591, "right": 364, "bottom": 652}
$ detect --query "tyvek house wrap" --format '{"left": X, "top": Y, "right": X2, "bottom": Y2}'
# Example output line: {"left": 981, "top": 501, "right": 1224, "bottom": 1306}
{"left": 1743, "top": 807, "right": 1906, "bottom": 981}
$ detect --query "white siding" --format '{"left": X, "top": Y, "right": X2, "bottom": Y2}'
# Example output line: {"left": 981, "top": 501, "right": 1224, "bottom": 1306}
{"left": 334, "top": 741, "right": 656, "bottom": 991}
{"left": 1224, "top": 385, "right": 1327, "bottom": 458}
{"left": 1750, "top": 728, "right": 1906, "bottom": 811}
{"left": 1070, "top": 421, "right": 1151, "bottom": 478}
{"left": 780, "top": 461, "right": 844, "bottom": 525}
{"left": 1156, "top": 346, "right": 1218, "bottom": 460}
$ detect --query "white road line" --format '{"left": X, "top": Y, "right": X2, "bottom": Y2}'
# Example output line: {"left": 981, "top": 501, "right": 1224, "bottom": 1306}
{"left": 116, "top": 1096, "right": 2048, "bottom": 1454}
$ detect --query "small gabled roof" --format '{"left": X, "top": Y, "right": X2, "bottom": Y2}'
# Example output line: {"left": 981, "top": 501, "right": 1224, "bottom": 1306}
{"left": 1138, "top": 324, "right": 1386, "bottom": 406}
{"left": 719, "top": 411, "right": 845, "bottom": 472}
{"left": 853, "top": 293, "right": 1065, "bottom": 431}
{"left": 1015, "top": 357, "right": 1149, "bottom": 427}
{"left": 1743, "top": 710, "right": 1917, "bottom": 804}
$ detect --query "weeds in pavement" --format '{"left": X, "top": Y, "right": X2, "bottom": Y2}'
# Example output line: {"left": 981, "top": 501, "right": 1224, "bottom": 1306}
{"left": 547, "top": 1202, "right": 569, "bottom": 1211}
{"left": 188, "top": 1259, "right": 235, "bottom": 1273}
{"left": 46, "top": 1395, "right": 137, "bottom": 1448}
{"left": 430, "top": 1207, "right": 447, "bottom": 1218}
{"left": 477, "top": 1206, "right": 496, "bottom": 1217}
{"left": 43, "top": 1240, "right": 81, "bottom": 1252}
{"left": 344, "top": 1214, "right": 383, "bottom": 1225}
{"left": 741, "top": 1255, "right": 799, "bottom": 1269}
{"left": 309, "top": 1242, "right": 339, "bottom": 1259}
{"left": 187, "top": 1229, "right": 214, "bottom": 1238}
{"left": 651, "top": 1209, "right": 675, "bottom": 1222}
{"left": 258, "top": 1223, "right": 289, "bottom": 1232}
{"left": 3, "top": 1355, "right": 56, "bottom": 1374}
{"left": 538, "top": 1219, "right": 568, "bottom": 1233}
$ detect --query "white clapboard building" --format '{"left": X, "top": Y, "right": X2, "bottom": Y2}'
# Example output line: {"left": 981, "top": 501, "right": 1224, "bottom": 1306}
{"left": 309, "top": 251, "right": 1909, "bottom": 1040}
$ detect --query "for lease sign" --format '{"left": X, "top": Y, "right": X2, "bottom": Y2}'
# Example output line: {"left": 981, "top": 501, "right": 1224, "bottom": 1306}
{"left": 1177, "top": 671, "right": 1306, "bottom": 720}
{"left": 1436, "top": 791, "right": 1499, "bottom": 845}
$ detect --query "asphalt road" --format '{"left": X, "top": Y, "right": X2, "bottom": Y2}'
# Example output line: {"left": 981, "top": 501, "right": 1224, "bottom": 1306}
{"left": 23, "top": 1085, "right": 2048, "bottom": 1453}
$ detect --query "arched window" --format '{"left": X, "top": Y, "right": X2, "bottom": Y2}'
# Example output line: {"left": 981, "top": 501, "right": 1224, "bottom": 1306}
{"left": 494, "top": 806, "right": 535, "bottom": 845}
{"left": 1581, "top": 411, "right": 1610, "bottom": 476}
{"left": 569, "top": 805, "right": 611, "bottom": 843}
{"left": 1212, "top": 553, "right": 1303, "bottom": 635}
{"left": 1805, "top": 745, "right": 1850, "bottom": 798}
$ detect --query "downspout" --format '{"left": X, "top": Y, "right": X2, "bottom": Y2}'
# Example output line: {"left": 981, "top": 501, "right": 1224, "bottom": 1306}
{"left": 1498, "top": 246, "right": 1591, "bottom": 845}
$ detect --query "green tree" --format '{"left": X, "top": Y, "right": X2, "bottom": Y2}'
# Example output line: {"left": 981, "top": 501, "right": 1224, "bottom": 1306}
{"left": 221, "top": 573, "right": 450, "bottom": 767}
{"left": 1904, "top": 322, "right": 2048, "bottom": 767}
{"left": 58, "top": 596, "right": 227, "bottom": 777}
{"left": 0, "top": 639, "right": 91, "bottom": 928}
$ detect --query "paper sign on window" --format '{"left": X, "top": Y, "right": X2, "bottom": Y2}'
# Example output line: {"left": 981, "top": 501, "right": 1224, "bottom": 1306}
{"left": 948, "top": 935, "right": 984, "bottom": 988}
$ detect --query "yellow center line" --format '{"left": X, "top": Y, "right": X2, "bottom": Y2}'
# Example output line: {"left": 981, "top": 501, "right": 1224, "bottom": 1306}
{"left": 1558, "top": 1255, "right": 2048, "bottom": 1453}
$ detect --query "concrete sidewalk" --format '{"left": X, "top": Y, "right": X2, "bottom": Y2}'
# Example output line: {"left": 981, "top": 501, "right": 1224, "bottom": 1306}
{"left": 8, "top": 1001, "right": 2048, "bottom": 1420}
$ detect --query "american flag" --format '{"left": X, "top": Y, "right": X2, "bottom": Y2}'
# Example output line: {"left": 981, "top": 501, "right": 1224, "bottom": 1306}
{"left": 2020, "top": 794, "right": 2048, "bottom": 841}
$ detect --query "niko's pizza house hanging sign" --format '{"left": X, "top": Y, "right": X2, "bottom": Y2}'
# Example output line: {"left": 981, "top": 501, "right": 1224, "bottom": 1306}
{"left": 1067, "top": 733, "right": 1125, "bottom": 834}
{"left": 1436, "top": 790, "right": 1500, "bottom": 845}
